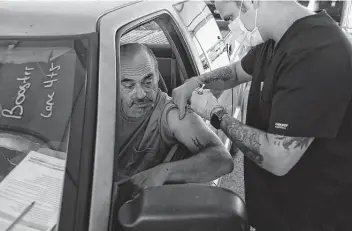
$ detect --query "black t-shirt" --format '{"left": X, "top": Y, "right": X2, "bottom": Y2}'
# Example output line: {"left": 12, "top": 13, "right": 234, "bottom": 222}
{"left": 241, "top": 11, "right": 352, "bottom": 230}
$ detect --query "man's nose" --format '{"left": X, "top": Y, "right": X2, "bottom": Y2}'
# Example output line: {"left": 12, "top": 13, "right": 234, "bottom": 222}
{"left": 135, "top": 84, "right": 146, "bottom": 99}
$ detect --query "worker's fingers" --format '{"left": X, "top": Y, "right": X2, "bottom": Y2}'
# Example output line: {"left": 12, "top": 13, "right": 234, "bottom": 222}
{"left": 179, "top": 99, "right": 186, "bottom": 120}
{"left": 131, "top": 174, "right": 147, "bottom": 187}
{"left": 172, "top": 88, "right": 181, "bottom": 110}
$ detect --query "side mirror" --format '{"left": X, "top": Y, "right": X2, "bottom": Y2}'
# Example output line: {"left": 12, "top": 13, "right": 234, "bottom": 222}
{"left": 118, "top": 184, "right": 249, "bottom": 231}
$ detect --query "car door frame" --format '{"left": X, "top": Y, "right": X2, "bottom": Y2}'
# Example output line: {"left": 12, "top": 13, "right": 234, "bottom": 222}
{"left": 56, "top": 34, "right": 99, "bottom": 231}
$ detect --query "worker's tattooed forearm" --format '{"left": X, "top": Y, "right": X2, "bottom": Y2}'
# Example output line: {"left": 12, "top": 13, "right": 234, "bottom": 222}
{"left": 220, "top": 114, "right": 261, "bottom": 153}
{"left": 220, "top": 114, "right": 264, "bottom": 165}
{"left": 273, "top": 136, "right": 312, "bottom": 150}
{"left": 199, "top": 65, "right": 237, "bottom": 84}
{"left": 233, "top": 140, "right": 264, "bottom": 165}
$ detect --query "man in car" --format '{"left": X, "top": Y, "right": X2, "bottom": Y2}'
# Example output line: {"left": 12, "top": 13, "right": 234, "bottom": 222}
{"left": 116, "top": 43, "right": 234, "bottom": 188}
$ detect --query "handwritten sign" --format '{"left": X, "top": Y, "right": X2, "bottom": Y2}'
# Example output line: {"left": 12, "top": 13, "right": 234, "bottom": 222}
{"left": 0, "top": 48, "right": 77, "bottom": 143}
{"left": 41, "top": 62, "right": 61, "bottom": 119}
{"left": 1, "top": 66, "right": 34, "bottom": 120}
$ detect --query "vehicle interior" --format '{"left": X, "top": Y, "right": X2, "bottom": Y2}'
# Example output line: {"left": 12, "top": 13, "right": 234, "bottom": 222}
{"left": 147, "top": 43, "right": 182, "bottom": 96}
{"left": 0, "top": 40, "right": 86, "bottom": 180}
{"left": 0, "top": 37, "right": 93, "bottom": 231}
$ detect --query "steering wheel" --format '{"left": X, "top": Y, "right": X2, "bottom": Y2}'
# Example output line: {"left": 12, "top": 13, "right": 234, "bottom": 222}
{"left": 0, "top": 125, "right": 55, "bottom": 148}
{"left": 0, "top": 125, "right": 68, "bottom": 178}
{"left": 0, "top": 126, "right": 57, "bottom": 164}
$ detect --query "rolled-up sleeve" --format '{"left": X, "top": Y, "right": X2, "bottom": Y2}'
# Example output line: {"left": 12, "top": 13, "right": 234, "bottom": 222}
{"left": 241, "top": 46, "right": 258, "bottom": 76}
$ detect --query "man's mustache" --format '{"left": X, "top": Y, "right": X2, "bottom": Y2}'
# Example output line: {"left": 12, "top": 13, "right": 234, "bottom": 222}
{"left": 129, "top": 97, "right": 154, "bottom": 107}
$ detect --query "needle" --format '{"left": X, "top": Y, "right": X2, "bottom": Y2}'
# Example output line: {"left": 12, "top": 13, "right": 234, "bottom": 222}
{"left": 197, "top": 84, "right": 205, "bottom": 94}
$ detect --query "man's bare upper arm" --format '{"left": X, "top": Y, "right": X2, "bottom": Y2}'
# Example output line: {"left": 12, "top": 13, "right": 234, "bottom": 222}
{"left": 166, "top": 107, "right": 224, "bottom": 154}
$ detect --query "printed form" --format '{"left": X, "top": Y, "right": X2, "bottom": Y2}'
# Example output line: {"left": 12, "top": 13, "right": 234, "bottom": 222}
{"left": 0, "top": 151, "right": 66, "bottom": 231}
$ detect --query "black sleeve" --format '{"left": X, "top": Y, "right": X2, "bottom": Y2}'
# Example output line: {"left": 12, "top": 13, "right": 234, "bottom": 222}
{"left": 240, "top": 46, "right": 257, "bottom": 75}
{"left": 268, "top": 50, "right": 352, "bottom": 138}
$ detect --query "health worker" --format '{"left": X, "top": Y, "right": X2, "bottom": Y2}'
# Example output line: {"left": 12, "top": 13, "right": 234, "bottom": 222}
{"left": 172, "top": 0, "right": 352, "bottom": 230}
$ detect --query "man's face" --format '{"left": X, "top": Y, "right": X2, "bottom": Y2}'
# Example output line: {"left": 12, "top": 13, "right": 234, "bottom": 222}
{"left": 215, "top": 1, "right": 240, "bottom": 22}
{"left": 215, "top": 1, "right": 256, "bottom": 31}
{"left": 120, "top": 51, "right": 159, "bottom": 117}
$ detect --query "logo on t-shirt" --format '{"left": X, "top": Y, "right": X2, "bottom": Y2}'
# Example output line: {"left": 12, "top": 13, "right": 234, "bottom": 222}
{"left": 275, "top": 122, "right": 288, "bottom": 130}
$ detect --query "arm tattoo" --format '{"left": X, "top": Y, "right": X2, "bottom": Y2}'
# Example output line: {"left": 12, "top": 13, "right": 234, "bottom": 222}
{"left": 192, "top": 137, "right": 205, "bottom": 151}
{"left": 233, "top": 140, "right": 264, "bottom": 165}
{"left": 219, "top": 114, "right": 312, "bottom": 167}
{"left": 191, "top": 137, "right": 217, "bottom": 152}
{"left": 200, "top": 65, "right": 237, "bottom": 84}
{"left": 220, "top": 114, "right": 264, "bottom": 165}
{"left": 274, "top": 136, "right": 311, "bottom": 150}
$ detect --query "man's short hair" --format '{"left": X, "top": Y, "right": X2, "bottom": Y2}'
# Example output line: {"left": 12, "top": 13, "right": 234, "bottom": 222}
{"left": 120, "top": 43, "right": 158, "bottom": 71}
{"left": 212, "top": 0, "right": 247, "bottom": 13}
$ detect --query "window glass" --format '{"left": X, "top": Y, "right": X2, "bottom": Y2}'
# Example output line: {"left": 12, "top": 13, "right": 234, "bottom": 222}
{"left": 121, "top": 21, "right": 169, "bottom": 45}
{"left": 0, "top": 39, "right": 87, "bottom": 230}
{"left": 174, "top": 1, "right": 229, "bottom": 73}
{"left": 341, "top": 1, "right": 352, "bottom": 32}
{"left": 174, "top": 1, "right": 230, "bottom": 110}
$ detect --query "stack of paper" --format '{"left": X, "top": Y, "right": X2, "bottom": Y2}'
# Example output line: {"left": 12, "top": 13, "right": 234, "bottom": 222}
{"left": 0, "top": 151, "right": 66, "bottom": 231}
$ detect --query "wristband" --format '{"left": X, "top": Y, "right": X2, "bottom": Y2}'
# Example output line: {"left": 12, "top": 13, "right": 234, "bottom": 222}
{"left": 210, "top": 106, "right": 227, "bottom": 129}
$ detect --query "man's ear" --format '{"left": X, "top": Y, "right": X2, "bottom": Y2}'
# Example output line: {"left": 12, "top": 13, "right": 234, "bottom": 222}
{"left": 155, "top": 69, "right": 160, "bottom": 83}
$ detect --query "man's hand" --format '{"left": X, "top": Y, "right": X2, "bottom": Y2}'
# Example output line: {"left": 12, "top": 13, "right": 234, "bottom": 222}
{"left": 130, "top": 165, "right": 169, "bottom": 189}
{"left": 172, "top": 77, "right": 202, "bottom": 119}
{"left": 190, "top": 89, "right": 222, "bottom": 121}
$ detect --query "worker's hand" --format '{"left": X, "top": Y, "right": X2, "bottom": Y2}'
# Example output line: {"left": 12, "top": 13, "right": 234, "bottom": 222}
{"left": 130, "top": 165, "right": 168, "bottom": 189}
{"left": 190, "top": 88, "right": 221, "bottom": 121}
{"left": 172, "top": 77, "right": 202, "bottom": 120}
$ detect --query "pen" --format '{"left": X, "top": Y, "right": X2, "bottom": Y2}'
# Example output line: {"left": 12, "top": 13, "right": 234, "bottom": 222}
{"left": 6, "top": 201, "right": 35, "bottom": 231}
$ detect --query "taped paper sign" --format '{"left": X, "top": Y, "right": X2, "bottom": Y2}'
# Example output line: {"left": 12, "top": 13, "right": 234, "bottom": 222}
{"left": 0, "top": 47, "right": 77, "bottom": 143}
{"left": 0, "top": 150, "right": 66, "bottom": 231}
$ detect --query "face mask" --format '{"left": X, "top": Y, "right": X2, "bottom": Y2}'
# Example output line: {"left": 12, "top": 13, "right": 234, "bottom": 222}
{"left": 228, "top": 1, "right": 264, "bottom": 47}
